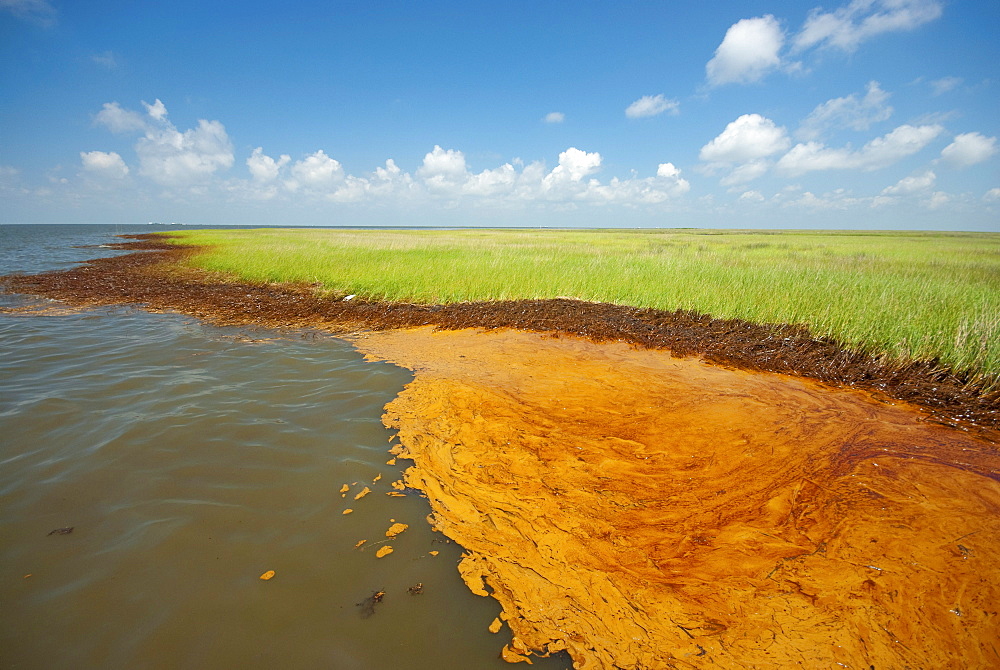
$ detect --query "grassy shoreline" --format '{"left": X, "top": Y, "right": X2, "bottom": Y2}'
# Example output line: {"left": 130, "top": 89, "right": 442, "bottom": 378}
{"left": 162, "top": 228, "right": 1000, "bottom": 386}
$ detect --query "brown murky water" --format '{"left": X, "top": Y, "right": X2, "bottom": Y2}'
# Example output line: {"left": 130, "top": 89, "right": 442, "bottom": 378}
{"left": 0, "top": 309, "right": 573, "bottom": 670}
{"left": 0, "top": 226, "right": 576, "bottom": 669}
{"left": 356, "top": 327, "right": 1000, "bottom": 669}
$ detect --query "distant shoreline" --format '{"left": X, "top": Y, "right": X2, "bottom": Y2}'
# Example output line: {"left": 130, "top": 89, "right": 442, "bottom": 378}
{"left": 2, "top": 234, "right": 997, "bottom": 431}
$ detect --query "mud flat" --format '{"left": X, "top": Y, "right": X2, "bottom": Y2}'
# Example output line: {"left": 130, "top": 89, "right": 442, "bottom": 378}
{"left": 3, "top": 236, "right": 1000, "bottom": 667}
{"left": 358, "top": 327, "right": 1000, "bottom": 668}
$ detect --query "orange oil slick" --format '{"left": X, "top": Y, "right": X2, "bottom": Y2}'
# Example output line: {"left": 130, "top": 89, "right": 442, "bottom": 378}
{"left": 353, "top": 327, "right": 1000, "bottom": 669}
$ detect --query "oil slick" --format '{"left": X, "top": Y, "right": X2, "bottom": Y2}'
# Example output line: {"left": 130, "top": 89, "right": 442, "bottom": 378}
{"left": 357, "top": 326, "right": 1000, "bottom": 669}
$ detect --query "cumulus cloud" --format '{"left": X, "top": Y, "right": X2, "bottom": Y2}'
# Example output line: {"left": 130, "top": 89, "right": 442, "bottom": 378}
{"left": 544, "top": 147, "right": 602, "bottom": 185}
{"left": 285, "top": 150, "right": 344, "bottom": 192}
{"left": 797, "top": 81, "right": 893, "bottom": 140}
{"left": 777, "top": 124, "right": 943, "bottom": 175}
{"left": 625, "top": 95, "right": 680, "bottom": 118}
{"left": 794, "top": 0, "right": 942, "bottom": 52}
{"left": 939, "top": 132, "right": 997, "bottom": 167}
{"left": 80, "top": 150, "right": 129, "bottom": 179}
{"left": 984, "top": 188, "right": 1000, "bottom": 202}
{"left": 143, "top": 99, "right": 168, "bottom": 122}
{"left": 0, "top": 0, "right": 56, "bottom": 25}
{"left": 137, "top": 119, "right": 234, "bottom": 185}
{"left": 924, "top": 191, "right": 950, "bottom": 209}
{"left": 738, "top": 190, "right": 765, "bottom": 203}
{"left": 94, "top": 99, "right": 235, "bottom": 186}
{"left": 95, "top": 102, "right": 148, "bottom": 134}
{"left": 706, "top": 15, "right": 784, "bottom": 86}
{"left": 700, "top": 114, "right": 791, "bottom": 164}
{"left": 706, "top": 2, "right": 944, "bottom": 87}
{"left": 86, "top": 105, "right": 693, "bottom": 210}
{"left": 880, "top": 170, "right": 935, "bottom": 195}
{"left": 543, "top": 112, "right": 565, "bottom": 123}
{"left": 416, "top": 145, "right": 470, "bottom": 193}
{"left": 247, "top": 147, "right": 290, "bottom": 181}
{"left": 319, "top": 146, "right": 689, "bottom": 207}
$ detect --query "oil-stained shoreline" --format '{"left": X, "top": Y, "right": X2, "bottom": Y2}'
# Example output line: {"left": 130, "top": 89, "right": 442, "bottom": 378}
{"left": 1, "top": 235, "right": 998, "bottom": 431}
{"left": 3, "top": 235, "right": 1000, "bottom": 668}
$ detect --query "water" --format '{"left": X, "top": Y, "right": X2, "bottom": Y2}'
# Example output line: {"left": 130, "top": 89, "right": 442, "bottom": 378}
{"left": 0, "top": 225, "right": 569, "bottom": 669}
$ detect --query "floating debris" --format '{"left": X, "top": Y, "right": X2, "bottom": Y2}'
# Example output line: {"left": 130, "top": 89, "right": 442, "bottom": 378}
{"left": 357, "top": 590, "right": 384, "bottom": 619}
{"left": 354, "top": 539, "right": 367, "bottom": 549}
{"left": 47, "top": 527, "right": 73, "bottom": 536}
{"left": 342, "top": 508, "right": 353, "bottom": 515}
{"left": 408, "top": 583, "right": 424, "bottom": 595}
{"left": 373, "top": 473, "right": 382, "bottom": 483}
{"left": 385, "top": 522, "right": 408, "bottom": 538}
{"left": 428, "top": 551, "right": 439, "bottom": 557}
{"left": 354, "top": 486, "right": 372, "bottom": 500}
{"left": 259, "top": 570, "right": 275, "bottom": 581}
{"left": 375, "top": 546, "right": 393, "bottom": 558}
{"left": 489, "top": 617, "right": 503, "bottom": 633}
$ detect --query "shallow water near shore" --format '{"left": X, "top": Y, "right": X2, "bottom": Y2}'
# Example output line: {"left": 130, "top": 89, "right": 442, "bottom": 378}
{"left": 0, "top": 226, "right": 570, "bottom": 669}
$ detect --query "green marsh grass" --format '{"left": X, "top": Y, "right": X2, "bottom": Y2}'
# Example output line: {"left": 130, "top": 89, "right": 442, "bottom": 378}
{"left": 164, "top": 228, "right": 1000, "bottom": 385}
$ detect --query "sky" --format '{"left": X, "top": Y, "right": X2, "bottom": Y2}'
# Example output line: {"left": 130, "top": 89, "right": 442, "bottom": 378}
{"left": 1, "top": 0, "right": 998, "bottom": 229}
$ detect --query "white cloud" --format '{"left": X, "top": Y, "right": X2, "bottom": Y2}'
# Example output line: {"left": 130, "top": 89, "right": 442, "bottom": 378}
{"left": 417, "top": 145, "right": 469, "bottom": 193}
{"left": 86, "top": 106, "right": 694, "bottom": 211}
{"left": 80, "top": 150, "right": 129, "bottom": 179}
{"left": 924, "top": 191, "right": 950, "bottom": 209}
{"left": 543, "top": 147, "right": 602, "bottom": 187}
{"left": 929, "top": 76, "right": 963, "bottom": 96}
{"left": 95, "top": 99, "right": 235, "bottom": 186}
{"left": 286, "top": 150, "right": 344, "bottom": 191}
{"left": 940, "top": 132, "right": 997, "bottom": 167}
{"left": 0, "top": 0, "right": 56, "bottom": 25}
{"left": 797, "top": 81, "right": 893, "bottom": 140}
{"left": 794, "top": 0, "right": 942, "bottom": 52}
{"left": 706, "top": 15, "right": 784, "bottom": 86}
{"left": 738, "top": 190, "right": 765, "bottom": 203}
{"left": 543, "top": 112, "right": 565, "bottom": 124}
{"left": 881, "top": 170, "right": 935, "bottom": 195}
{"left": 328, "top": 146, "right": 688, "bottom": 207}
{"left": 143, "top": 99, "right": 168, "bottom": 122}
{"left": 95, "top": 102, "right": 148, "bottom": 134}
{"left": 625, "top": 94, "right": 680, "bottom": 118}
{"left": 777, "top": 124, "right": 943, "bottom": 175}
{"left": 137, "top": 118, "right": 234, "bottom": 185}
{"left": 247, "top": 147, "right": 290, "bottom": 181}
{"left": 700, "top": 114, "right": 790, "bottom": 164}
{"left": 983, "top": 188, "right": 1000, "bottom": 202}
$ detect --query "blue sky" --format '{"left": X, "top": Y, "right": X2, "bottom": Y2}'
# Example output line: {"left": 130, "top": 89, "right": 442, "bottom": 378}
{"left": 1, "top": 0, "right": 997, "bottom": 229}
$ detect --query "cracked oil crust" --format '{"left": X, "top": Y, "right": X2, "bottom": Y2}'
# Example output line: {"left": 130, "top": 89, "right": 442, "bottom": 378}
{"left": 358, "top": 327, "right": 1000, "bottom": 669}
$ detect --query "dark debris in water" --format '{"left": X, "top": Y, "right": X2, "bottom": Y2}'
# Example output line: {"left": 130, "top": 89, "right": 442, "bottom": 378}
{"left": 357, "top": 590, "right": 385, "bottom": 619}
{"left": 2, "top": 235, "right": 998, "bottom": 433}
{"left": 47, "top": 527, "right": 74, "bottom": 536}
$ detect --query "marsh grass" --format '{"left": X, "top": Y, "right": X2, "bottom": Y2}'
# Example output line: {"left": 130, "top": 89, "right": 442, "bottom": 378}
{"left": 164, "top": 228, "right": 1000, "bottom": 385}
